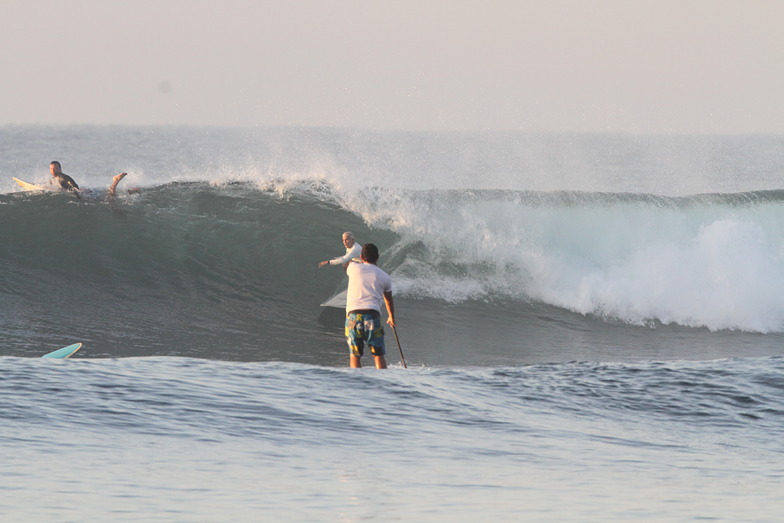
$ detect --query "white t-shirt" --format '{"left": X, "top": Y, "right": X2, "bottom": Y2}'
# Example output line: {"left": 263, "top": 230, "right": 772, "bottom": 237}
{"left": 330, "top": 242, "right": 362, "bottom": 265}
{"left": 345, "top": 262, "right": 393, "bottom": 313}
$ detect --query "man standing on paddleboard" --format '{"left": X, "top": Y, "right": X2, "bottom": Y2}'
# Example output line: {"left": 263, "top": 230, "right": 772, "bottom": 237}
{"left": 318, "top": 231, "right": 362, "bottom": 269}
{"left": 344, "top": 243, "right": 396, "bottom": 369}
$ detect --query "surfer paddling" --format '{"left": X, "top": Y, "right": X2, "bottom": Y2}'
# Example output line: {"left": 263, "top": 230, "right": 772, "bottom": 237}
{"left": 344, "top": 243, "right": 396, "bottom": 369}
{"left": 49, "top": 161, "right": 135, "bottom": 198}
{"left": 318, "top": 231, "right": 362, "bottom": 269}
{"left": 49, "top": 161, "right": 80, "bottom": 193}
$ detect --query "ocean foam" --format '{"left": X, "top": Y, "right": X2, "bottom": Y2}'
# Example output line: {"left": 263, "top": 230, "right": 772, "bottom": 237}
{"left": 345, "top": 189, "right": 784, "bottom": 333}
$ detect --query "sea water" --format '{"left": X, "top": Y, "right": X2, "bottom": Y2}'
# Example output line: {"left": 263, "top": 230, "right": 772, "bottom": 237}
{"left": 1, "top": 126, "right": 783, "bottom": 521}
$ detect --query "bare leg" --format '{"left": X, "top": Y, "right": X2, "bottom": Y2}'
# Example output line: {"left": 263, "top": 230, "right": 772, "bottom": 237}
{"left": 350, "top": 355, "right": 362, "bottom": 368}
{"left": 374, "top": 355, "right": 387, "bottom": 369}
{"left": 107, "top": 172, "right": 128, "bottom": 197}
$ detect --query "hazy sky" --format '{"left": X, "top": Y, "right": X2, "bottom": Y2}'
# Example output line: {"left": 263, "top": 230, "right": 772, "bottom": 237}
{"left": 1, "top": 0, "right": 782, "bottom": 133}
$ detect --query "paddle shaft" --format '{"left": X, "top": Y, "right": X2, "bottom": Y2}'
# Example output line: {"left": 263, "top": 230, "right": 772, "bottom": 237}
{"left": 391, "top": 326, "right": 407, "bottom": 368}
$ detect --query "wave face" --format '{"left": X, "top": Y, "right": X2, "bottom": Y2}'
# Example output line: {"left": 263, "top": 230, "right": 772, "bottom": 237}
{"left": 3, "top": 126, "right": 784, "bottom": 362}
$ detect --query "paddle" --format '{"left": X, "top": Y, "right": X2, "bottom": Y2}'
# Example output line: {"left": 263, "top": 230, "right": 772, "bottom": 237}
{"left": 391, "top": 326, "right": 407, "bottom": 368}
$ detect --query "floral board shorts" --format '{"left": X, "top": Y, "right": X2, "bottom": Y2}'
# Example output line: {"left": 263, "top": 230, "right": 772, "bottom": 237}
{"left": 345, "top": 310, "right": 386, "bottom": 357}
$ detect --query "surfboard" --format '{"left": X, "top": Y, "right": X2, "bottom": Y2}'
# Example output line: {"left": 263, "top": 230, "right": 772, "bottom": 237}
{"left": 320, "top": 289, "right": 347, "bottom": 308}
{"left": 13, "top": 177, "right": 47, "bottom": 191}
{"left": 41, "top": 343, "right": 83, "bottom": 359}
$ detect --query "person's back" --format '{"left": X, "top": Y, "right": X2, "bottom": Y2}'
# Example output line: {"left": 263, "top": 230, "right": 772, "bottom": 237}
{"left": 54, "top": 173, "right": 78, "bottom": 190}
{"left": 346, "top": 262, "right": 391, "bottom": 314}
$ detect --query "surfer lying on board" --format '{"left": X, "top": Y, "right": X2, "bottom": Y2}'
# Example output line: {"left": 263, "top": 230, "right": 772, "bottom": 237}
{"left": 345, "top": 243, "right": 396, "bottom": 369}
{"left": 318, "top": 231, "right": 362, "bottom": 269}
{"left": 49, "top": 161, "right": 79, "bottom": 192}
{"left": 50, "top": 161, "right": 135, "bottom": 198}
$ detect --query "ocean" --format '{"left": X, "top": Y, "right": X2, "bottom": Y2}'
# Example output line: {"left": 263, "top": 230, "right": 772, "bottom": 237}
{"left": 1, "top": 125, "right": 783, "bottom": 521}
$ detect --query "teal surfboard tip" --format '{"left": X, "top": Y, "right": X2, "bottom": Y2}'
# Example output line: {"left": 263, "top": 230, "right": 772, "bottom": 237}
{"left": 41, "top": 343, "right": 83, "bottom": 359}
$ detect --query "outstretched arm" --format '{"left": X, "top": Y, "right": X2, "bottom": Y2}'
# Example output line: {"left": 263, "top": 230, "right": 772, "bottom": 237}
{"left": 319, "top": 249, "right": 361, "bottom": 268}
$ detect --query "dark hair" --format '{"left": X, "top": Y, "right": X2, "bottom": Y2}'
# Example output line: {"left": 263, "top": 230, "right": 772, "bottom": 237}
{"left": 361, "top": 243, "right": 379, "bottom": 264}
{"left": 50, "top": 161, "right": 61, "bottom": 168}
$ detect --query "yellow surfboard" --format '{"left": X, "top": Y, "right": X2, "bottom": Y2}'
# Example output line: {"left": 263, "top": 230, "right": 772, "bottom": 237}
{"left": 13, "top": 177, "right": 47, "bottom": 191}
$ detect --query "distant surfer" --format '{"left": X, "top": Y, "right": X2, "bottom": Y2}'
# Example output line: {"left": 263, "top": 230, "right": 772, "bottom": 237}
{"left": 49, "top": 161, "right": 79, "bottom": 193}
{"left": 49, "top": 160, "right": 135, "bottom": 198}
{"left": 318, "top": 231, "right": 362, "bottom": 269}
{"left": 344, "top": 243, "right": 396, "bottom": 369}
